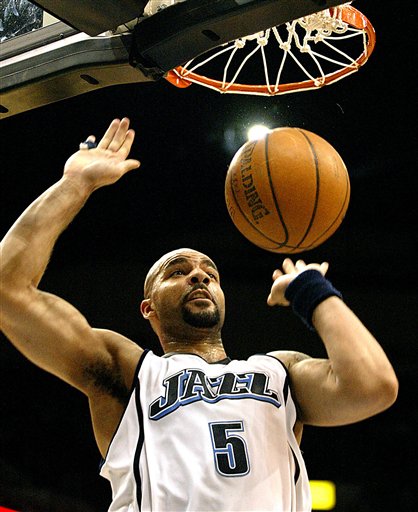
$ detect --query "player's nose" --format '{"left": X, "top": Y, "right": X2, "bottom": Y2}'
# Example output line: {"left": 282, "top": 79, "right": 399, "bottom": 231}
{"left": 189, "top": 268, "right": 210, "bottom": 285}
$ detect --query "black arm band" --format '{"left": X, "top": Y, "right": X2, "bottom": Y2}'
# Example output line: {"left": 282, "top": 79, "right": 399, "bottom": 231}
{"left": 284, "top": 269, "right": 343, "bottom": 331}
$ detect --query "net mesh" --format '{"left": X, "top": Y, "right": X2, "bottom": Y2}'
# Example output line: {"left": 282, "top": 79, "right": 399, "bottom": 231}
{"left": 166, "top": 3, "right": 375, "bottom": 95}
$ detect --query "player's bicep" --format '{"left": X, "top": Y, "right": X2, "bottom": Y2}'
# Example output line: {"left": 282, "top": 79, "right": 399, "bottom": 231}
{"left": 287, "top": 357, "right": 356, "bottom": 426}
{"left": 1, "top": 285, "right": 111, "bottom": 391}
{"left": 269, "top": 351, "right": 344, "bottom": 425}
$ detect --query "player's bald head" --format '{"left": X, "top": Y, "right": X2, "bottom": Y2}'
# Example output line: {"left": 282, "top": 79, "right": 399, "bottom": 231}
{"left": 144, "top": 248, "right": 218, "bottom": 298}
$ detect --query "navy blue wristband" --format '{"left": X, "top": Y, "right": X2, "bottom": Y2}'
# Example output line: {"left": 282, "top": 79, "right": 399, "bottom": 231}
{"left": 284, "top": 269, "right": 342, "bottom": 331}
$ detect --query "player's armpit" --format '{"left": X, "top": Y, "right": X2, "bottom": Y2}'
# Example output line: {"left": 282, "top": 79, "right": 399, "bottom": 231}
{"left": 268, "top": 350, "right": 312, "bottom": 368}
{"left": 89, "top": 328, "right": 144, "bottom": 400}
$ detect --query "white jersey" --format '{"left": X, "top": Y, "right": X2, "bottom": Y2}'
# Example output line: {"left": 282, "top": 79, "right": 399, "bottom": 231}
{"left": 100, "top": 350, "right": 311, "bottom": 511}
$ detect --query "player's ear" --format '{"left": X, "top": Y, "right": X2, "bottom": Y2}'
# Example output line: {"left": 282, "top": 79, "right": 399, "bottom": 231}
{"left": 140, "top": 299, "right": 155, "bottom": 319}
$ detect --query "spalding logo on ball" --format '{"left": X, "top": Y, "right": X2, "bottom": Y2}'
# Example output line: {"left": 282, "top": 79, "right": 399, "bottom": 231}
{"left": 225, "top": 127, "right": 350, "bottom": 254}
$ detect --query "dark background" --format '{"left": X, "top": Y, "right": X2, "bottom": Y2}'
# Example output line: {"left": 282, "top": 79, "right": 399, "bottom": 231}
{"left": 1, "top": 1, "right": 417, "bottom": 510}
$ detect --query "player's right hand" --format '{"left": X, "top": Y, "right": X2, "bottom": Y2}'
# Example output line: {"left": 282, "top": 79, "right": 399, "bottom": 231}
{"left": 63, "top": 118, "right": 140, "bottom": 191}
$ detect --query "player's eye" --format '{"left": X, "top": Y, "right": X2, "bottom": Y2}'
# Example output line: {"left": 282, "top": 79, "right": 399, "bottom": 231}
{"left": 170, "top": 269, "right": 184, "bottom": 277}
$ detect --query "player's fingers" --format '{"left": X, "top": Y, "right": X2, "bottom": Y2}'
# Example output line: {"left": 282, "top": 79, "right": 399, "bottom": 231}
{"left": 320, "top": 261, "right": 329, "bottom": 275}
{"left": 119, "top": 158, "right": 141, "bottom": 175}
{"left": 108, "top": 118, "right": 132, "bottom": 152}
{"left": 295, "top": 259, "right": 306, "bottom": 271}
{"left": 282, "top": 258, "right": 295, "bottom": 274}
{"left": 117, "top": 129, "right": 136, "bottom": 159}
{"left": 272, "top": 269, "right": 283, "bottom": 281}
{"left": 97, "top": 119, "right": 121, "bottom": 149}
{"left": 79, "top": 135, "right": 96, "bottom": 150}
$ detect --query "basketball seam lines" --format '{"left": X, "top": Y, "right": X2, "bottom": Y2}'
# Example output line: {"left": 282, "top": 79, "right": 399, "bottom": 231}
{"left": 302, "top": 167, "right": 350, "bottom": 249}
{"left": 227, "top": 153, "right": 285, "bottom": 248}
{"left": 264, "top": 133, "right": 289, "bottom": 249}
{"left": 293, "top": 129, "right": 320, "bottom": 252}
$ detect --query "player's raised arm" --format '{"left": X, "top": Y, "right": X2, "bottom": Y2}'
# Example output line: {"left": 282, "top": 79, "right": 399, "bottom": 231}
{"left": 0, "top": 118, "right": 142, "bottom": 394}
{"left": 267, "top": 258, "right": 398, "bottom": 426}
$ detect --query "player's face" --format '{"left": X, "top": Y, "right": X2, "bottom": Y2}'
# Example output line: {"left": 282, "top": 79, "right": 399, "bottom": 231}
{"left": 147, "top": 250, "right": 225, "bottom": 330}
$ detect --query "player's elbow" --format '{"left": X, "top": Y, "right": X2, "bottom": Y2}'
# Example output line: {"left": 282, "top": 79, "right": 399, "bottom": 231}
{"left": 338, "top": 367, "right": 399, "bottom": 421}
{"left": 377, "top": 371, "right": 399, "bottom": 410}
{"left": 360, "top": 369, "right": 399, "bottom": 415}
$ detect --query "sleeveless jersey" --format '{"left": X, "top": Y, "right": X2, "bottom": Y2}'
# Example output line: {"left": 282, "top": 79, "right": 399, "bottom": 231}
{"left": 100, "top": 350, "right": 311, "bottom": 511}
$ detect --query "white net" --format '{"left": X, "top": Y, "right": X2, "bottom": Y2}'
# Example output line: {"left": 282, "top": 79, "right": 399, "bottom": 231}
{"left": 167, "top": 3, "right": 375, "bottom": 95}
{"left": 143, "top": 0, "right": 185, "bottom": 17}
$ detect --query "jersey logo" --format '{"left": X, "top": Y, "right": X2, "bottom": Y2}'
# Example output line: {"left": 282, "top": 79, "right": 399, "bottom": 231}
{"left": 149, "top": 369, "right": 281, "bottom": 420}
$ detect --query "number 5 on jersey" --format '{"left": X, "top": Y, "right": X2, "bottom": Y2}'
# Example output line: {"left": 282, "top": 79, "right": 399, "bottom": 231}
{"left": 209, "top": 421, "right": 250, "bottom": 476}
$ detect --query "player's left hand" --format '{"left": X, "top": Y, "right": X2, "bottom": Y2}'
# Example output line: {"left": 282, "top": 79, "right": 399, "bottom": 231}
{"left": 267, "top": 258, "right": 329, "bottom": 307}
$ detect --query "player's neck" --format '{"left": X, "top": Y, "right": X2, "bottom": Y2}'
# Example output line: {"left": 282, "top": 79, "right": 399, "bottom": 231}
{"left": 161, "top": 337, "right": 227, "bottom": 363}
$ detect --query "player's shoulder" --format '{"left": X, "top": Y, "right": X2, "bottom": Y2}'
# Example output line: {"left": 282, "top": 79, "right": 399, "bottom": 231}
{"left": 267, "top": 350, "right": 312, "bottom": 370}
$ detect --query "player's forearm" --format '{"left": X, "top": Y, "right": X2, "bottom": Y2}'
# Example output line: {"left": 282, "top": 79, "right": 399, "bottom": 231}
{"left": 1, "top": 175, "right": 92, "bottom": 288}
{"left": 312, "top": 297, "right": 398, "bottom": 411}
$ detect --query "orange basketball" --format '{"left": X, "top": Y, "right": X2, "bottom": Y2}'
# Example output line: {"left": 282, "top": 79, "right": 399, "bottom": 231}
{"left": 225, "top": 127, "right": 350, "bottom": 253}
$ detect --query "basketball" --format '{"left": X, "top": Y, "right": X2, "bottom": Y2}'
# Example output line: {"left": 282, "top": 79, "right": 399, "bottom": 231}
{"left": 225, "top": 127, "right": 350, "bottom": 254}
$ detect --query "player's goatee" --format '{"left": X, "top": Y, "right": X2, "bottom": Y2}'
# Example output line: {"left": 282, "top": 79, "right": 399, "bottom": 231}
{"left": 182, "top": 307, "right": 220, "bottom": 328}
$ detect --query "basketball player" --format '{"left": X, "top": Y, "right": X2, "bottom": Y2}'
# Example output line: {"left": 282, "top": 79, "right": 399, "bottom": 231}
{"left": 0, "top": 118, "right": 398, "bottom": 511}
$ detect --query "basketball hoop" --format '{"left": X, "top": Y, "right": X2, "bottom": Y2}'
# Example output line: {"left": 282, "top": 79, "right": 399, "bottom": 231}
{"left": 165, "top": 3, "right": 375, "bottom": 95}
